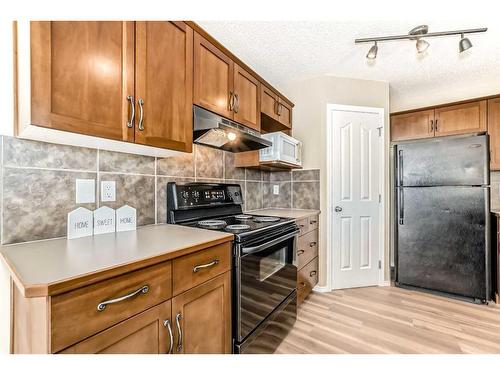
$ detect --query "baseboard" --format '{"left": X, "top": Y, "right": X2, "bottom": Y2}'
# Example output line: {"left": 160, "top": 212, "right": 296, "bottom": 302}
{"left": 378, "top": 280, "right": 391, "bottom": 287}
{"left": 313, "top": 285, "right": 331, "bottom": 293}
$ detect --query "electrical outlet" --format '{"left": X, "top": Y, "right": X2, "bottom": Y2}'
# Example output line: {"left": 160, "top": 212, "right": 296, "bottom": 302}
{"left": 101, "top": 181, "right": 116, "bottom": 202}
{"left": 273, "top": 184, "right": 279, "bottom": 195}
{"left": 76, "top": 179, "right": 95, "bottom": 204}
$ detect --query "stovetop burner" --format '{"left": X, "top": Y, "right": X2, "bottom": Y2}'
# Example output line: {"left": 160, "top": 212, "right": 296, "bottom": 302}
{"left": 226, "top": 224, "right": 251, "bottom": 232}
{"left": 253, "top": 216, "right": 280, "bottom": 223}
{"left": 235, "top": 214, "right": 253, "bottom": 220}
{"left": 197, "top": 219, "right": 227, "bottom": 229}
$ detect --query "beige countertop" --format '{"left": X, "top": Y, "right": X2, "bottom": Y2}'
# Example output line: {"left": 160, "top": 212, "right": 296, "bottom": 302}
{"left": 0, "top": 224, "right": 233, "bottom": 298}
{"left": 246, "top": 208, "right": 320, "bottom": 220}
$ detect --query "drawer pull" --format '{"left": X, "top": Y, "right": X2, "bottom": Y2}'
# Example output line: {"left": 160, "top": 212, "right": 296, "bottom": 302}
{"left": 309, "top": 220, "right": 317, "bottom": 224}
{"left": 310, "top": 270, "right": 317, "bottom": 277}
{"left": 299, "top": 224, "right": 305, "bottom": 228}
{"left": 297, "top": 250, "right": 305, "bottom": 256}
{"left": 97, "top": 285, "right": 149, "bottom": 312}
{"left": 175, "top": 313, "right": 183, "bottom": 352}
{"left": 164, "top": 319, "right": 174, "bottom": 354}
{"left": 298, "top": 282, "right": 307, "bottom": 290}
{"left": 193, "top": 258, "right": 219, "bottom": 273}
{"left": 309, "top": 242, "right": 317, "bottom": 247}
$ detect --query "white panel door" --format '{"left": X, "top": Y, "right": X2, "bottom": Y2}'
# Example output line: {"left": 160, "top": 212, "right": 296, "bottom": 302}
{"left": 331, "top": 109, "right": 382, "bottom": 289}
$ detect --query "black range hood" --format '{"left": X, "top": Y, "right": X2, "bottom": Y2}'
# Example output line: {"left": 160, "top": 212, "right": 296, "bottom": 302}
{"left": 193, "top": 105, "right": 272, "bottom": 153}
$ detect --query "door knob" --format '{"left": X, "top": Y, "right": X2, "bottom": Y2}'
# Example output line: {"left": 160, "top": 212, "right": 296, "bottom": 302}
{"left": 334, "top": 206, "right": 343, "bottom": 212}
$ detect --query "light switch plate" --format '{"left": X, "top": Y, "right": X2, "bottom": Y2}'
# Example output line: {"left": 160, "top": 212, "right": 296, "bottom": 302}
{"left": 101, "top": 181, "right": 116, "bottom": 202}
{"left": 76, "top": 179, "right": 95, "bottom": 204}
{"left": 273, "top": 184, "right": 280, "bottom": 195}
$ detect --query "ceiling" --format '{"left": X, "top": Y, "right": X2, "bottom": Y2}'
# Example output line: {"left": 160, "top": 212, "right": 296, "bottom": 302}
{"left": 197, "top": 19, "right": 500, "bottom": 112}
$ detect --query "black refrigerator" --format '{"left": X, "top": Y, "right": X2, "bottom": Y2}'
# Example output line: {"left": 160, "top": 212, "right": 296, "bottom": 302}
{"left": 395, "top": 134, "right": 491, "bottom": 303}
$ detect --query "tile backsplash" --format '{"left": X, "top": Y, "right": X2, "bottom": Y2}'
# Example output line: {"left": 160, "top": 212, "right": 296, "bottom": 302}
{"left": 0, "top": 136, "right": 321, "bottom": 245}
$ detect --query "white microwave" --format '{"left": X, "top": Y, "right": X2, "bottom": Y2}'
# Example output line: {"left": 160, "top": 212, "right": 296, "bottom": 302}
{"left": 259, "top": 132, "right": 302, "bottom": 167}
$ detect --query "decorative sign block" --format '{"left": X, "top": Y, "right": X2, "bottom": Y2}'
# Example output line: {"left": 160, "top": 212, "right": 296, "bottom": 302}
{"left": 116, "top": 205, "right": 137, "bottom": 232}
{"left": 67, "top": 207, "right": 93, "bottom": 239}
{"left": 93, "top": 206, "right": 115, "bottom": 235}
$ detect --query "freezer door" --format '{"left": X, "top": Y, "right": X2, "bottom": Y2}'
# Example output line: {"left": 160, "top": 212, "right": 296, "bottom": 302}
{"left": 396, "top": 135, "right": 489, "bottom": 187}
{"left": 396, "top": 186, "right": 489, "bottom": 300}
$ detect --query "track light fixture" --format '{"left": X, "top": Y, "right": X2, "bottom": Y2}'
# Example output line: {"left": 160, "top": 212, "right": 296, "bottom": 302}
{"left": 355, "top": 25, "right": 487, "bottom": 60}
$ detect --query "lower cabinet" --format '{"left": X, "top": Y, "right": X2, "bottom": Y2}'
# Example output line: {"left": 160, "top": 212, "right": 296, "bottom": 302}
{"left": 60, "top": 301, "right": 172, "bottom": 354}
{"left": 296, "top": 215, "right": 319, "bottom": 305}
{"left": 172, "top": 272, "right": 231, "bottom": 354}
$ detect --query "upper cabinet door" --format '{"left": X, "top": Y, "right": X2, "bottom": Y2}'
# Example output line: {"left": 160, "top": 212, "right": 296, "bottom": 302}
{"left": 488, "top": 98, "right": 500, "bottom": 170}
{"left": 31, "top": 21, "right": 135, "bottom": 141}
{"left": 434, "top": 100, "right": 487, "bottom": 137}
{"left": 390, "top": 109, "right": 435, "bottom": 142}
{"left": 261, "top": 84, "right": 279, "bottom": 121}
{"left": 278, "top": 99, "right": 292, "bottom": 128}
{"left": 233, "top": 64, "right": 260, "bottom": 131}
{"left": 193, "top": 32, "right": 234, "bottom": 119}
{"left": 135, "top": 22, "right": 193, "bottom": 153}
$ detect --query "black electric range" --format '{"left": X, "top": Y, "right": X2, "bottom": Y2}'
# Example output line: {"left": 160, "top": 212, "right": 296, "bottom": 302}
{"left": 166, "top": 182, "right": 298, "bottom": 354}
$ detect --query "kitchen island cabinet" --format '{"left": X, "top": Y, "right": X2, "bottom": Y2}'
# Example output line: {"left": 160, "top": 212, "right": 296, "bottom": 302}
{"left": 1, "top": 224, "right": 233, "bottom": 354}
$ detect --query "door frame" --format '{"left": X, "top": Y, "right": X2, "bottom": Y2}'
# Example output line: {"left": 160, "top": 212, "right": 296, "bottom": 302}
{"left": 326, "top": 104, "right": 386, "bottom": 290}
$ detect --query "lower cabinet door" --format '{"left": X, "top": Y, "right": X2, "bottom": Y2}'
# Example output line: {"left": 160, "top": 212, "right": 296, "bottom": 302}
{"left": 59, "top": 301, "right": 172, "bottom": 354}
{"left": 172, "top": 272, "right": 231, "bottom": 354}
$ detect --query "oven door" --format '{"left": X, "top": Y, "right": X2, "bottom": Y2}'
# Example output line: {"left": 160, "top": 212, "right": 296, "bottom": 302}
{"left": 235, "top": 227, "right": 298, "bottom": 342}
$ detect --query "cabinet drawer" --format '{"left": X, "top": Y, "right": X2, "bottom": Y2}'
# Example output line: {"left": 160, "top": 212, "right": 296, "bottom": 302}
{"left": 172, "top": 242, "right": 231, "bottom": 295}
{"left": 297, "top": 218, "right": 309, "bottom": 235}
{"left": 51, "top": 261, "right": 172, "bottom": 353}
{"left": 308, "top": 215, "right": 319, "bottom": 232}
{"left": 297, "top": 257, "right": 318, "bottom": 305}
{"left": 297, "top": 230, "right": 318, "bottom": 269}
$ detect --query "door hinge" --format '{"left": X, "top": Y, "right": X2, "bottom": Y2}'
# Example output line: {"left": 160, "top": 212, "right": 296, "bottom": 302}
{"left": 378, "top": 194, "right": 382, "bottom": 203}
{"left": 377, "top": 127, "right": 383, "bottom": 137}
{"left": 378, "top": 260, "right": 382, "bottom": 269}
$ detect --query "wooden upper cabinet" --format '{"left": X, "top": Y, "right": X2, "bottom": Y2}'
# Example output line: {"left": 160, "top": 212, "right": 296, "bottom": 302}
{"left": 135, "top": 22, "right": 193, "bottom": 153}
{"left": 193, "top": 32, "right": 234, "bottom": 118}
{"left": 172, "top": 272, "right": 231, "bottom": 354}
{"left": 60, "top": 301, "right": 172, "bottom": 354}
{"left": 31, "top": 21, "right": 135, "bottom": 141}
{"left": 434, "top": 100, "right": 487, "bottom": 137}
{"left": 261, "top": 84, "right": 279, "bottom": 121}
{"left": 233, "top": 64, "right": 260, "bottom": 131}
{"left": 390, "top": 109, "right": 435, "bottom": 142}
{"left": 278, "top": 99, "right": 292, "bottom": 128}
{"left": 488, "top": 98, "right": 500, "bottom": 170}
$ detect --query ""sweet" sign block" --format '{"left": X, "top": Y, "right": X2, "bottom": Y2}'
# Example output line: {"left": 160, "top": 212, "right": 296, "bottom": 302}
{"left": 93, "top": 206, "right": 115, "bottom": 235}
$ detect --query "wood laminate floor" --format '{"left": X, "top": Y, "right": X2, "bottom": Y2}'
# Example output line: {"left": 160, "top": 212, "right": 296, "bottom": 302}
{"left": 276, "top": 286, "right": 500, "bottom": 354}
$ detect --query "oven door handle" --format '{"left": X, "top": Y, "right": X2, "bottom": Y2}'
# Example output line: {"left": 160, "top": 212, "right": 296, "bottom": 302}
{"left": 241, "top": 229, "right": 299, "bottom": 255}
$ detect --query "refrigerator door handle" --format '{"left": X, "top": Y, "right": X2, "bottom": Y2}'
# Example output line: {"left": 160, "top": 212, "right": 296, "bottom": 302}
{"left": 398, "top": 188, "right": 404, "bottom": 225}
{"left": 398, "top": 149, "right": 404, "bottom": 186}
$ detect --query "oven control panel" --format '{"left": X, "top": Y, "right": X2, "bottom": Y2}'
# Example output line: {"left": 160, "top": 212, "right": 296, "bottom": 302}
{"left": 167, "top": 182, "right": 243, "bottom": 209}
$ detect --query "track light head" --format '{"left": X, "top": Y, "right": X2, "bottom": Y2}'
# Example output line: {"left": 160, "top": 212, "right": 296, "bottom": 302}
{"left": 416, "top": 38, "right": 430, "bottom": 53}
{"left": 459, "top": 33, "right": 473, "bottom": 53}
{"left": 366, "top": 42, "right": 378, "bottom": 59}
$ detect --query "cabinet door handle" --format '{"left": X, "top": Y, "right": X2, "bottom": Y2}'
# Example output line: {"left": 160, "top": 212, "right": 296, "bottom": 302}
{"left": 277, "top": 103, "right": 282, "bottom": 116}
{"left": 309, "top": 242, "right": 317, "bottom": 247}
{"left": 175, "top": 313, "right": 183, "bottom": 353}
{"left": 126, "top": 95, "right": 135, "bottom": 128}
{"left": 310, "top": 270, "right": 317, "bottom": 277}
{"left": 193, "top": 258, "right": 219, "bottom": 273}
{"left": 229, "top": 91, "right": 234, "bottom": 111}
{"left": 297, "top": 250, "right": 305, "bottom": 255}
{"left": 138, "top": 98, "right": 145, "bottom": 131}
{"left": 97, "top": 285, "right": 149, "bottom": 312}
{"left": 309, "top": 220, "right": 317, "bottom": 225}
{"left": 430, "top": 119, "right": 434, "bottom": 132}
{"left": 163, "top": 319, "right": 174, "bottom": 354}
{"left": 435, "top": 119, "right": 439, "bottom": 132}
{"left": 234, "top": 93, "right": 239, "bottom": 113}
{"left": 298, "top": 282, "right": 307, "bottom": 290}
